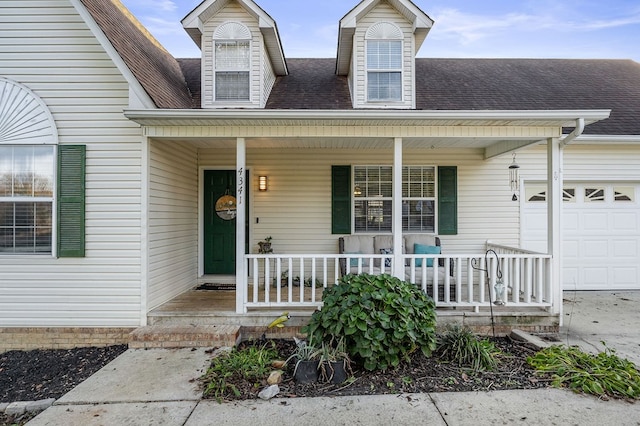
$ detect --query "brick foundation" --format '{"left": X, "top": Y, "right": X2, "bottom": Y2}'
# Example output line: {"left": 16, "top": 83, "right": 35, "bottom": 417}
{"left": 0, "top": 327, "right": 135, "bottom": 353}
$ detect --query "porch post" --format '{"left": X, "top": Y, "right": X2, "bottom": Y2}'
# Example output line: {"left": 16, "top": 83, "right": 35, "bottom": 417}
{"left": 236, "top": 137, "right": 247, "bottom": 314}
{"left": 547, "top": 137, "right": 563, "bottom": 319}
{"left": 392, "top": 137, "right": 403, "bottom": 279}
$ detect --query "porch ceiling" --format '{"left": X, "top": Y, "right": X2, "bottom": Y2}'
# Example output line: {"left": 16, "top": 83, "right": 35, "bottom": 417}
{"left": 153, "top": 136, "right": 542, "bottom": 151}
{"left": 128, "top": 109, "right": 611, "bottom": 154}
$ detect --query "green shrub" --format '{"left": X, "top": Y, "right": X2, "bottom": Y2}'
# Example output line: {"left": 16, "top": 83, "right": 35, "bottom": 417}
{"left": 527, "top": 344, "right": 640, "bottom": 399}
{"left": 202, "top": 343, "right": 278, "bottom": 402}
{"left": 302, "top": 273, "right": 437, "bottom": 371}
{"left": 436, "top": 324, "right": 500, "bottom": 371}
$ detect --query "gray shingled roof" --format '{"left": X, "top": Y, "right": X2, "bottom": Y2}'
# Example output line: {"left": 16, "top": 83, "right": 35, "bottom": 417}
{"left": 81, "top": 0, "right": 193, "bottom": 109}
{"left": 82, "top": 1, "right": 640, "bottom": 136}
{"left": 414, "top": 58, "right": 640, "bottom": 136}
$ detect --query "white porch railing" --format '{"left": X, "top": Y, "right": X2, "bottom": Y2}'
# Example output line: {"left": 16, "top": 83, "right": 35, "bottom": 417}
{"left": 243, "top": 249, "right": 553, "bottom": 313}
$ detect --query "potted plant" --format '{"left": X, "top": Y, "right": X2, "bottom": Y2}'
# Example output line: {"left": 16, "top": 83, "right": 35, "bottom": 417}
{"left": 318, "top": 337, "right": 351, "bottom": 384}
{"left": 258, "top": 236, "right": 273, "bottom": 254}
{"left": 285, "top": 340, "right": 321, "bottom": 383}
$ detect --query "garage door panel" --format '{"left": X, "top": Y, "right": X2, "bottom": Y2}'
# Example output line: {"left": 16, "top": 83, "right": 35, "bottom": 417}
{"left": 563, "top": 241, "right": 579, "bottom": 259}
{"left": 611, "top": 212, "right": 638, "bottom": 231}
{"left": 613, "top": 240, "right": 638, "bottom": 258}
{"left": 582, "top": 239, "right": 610, "bottom": 258}
{"left": 613, "top": 268, "right": 638, "bottom": 287}
{"left": 563, "top": 268, "right": 578, "bottom": 288}
{"left": 581, "top": 267, "right": 608, "bottom": 288}
{"left": 564, "top": 212, "right": 579, "bottom": 230}
{"left": 582, "top": 212, "right": 609, "bottom": 231}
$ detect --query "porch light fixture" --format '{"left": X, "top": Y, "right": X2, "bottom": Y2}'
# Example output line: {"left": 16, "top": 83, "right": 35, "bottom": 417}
{"left": 509, "top": 153, "right": 520, "bottom": 201}
{"left": 259, "top": 175, "right": 268, "bottom": 192}
{"left": 354, "top": 185, "right": 362, "bottom": 196}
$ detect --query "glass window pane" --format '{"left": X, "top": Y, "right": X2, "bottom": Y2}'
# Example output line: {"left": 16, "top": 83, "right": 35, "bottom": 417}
{"left": 0, "top": 146, "right": 12, "bottom": 196}
{"left": 216, "top": 72, "right": 250, "bottom": 100}
{"left": 215, "top": 41, "right": 250, "bottom": 70}
{"left": 0, "top": 201, "right": 52, "bottom": 253}
{"left": 13, "top": 146, "right": 34, "bottom": 196}
{"left": 0, "top": 146, "right": 53, "bottom": 198}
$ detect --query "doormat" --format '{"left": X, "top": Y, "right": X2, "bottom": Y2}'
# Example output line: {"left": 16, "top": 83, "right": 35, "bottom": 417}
{"left": 196, "top": 283, "right": 236, "bottom": 291}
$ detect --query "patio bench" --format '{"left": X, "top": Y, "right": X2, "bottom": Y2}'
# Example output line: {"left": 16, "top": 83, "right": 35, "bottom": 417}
{"left": 338, "top": 234, "right": 456, "bottom": 301}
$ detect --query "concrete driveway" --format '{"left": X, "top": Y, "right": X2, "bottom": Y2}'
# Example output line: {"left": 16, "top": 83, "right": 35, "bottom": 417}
{"left": 560, "top": 290, "right": 640, "bottom": 366}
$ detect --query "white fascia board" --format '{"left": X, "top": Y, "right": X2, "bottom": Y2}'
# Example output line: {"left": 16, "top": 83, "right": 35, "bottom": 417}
{"left": 567, "top": 135, "right": 640, "bottom": 144}
{"left": 69, "top": 0, "right": 156, "bottom": 109}
{"left": 123, "top": 108, "right": 612, "bottom": 124}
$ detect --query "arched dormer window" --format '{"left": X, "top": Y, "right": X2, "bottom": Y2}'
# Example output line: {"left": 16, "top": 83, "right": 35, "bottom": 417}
{"left": 365, "top": 22, "right": 403, "bottom": 102}
{"left": 213, "top": 22, "right": 251, "bottom": 102}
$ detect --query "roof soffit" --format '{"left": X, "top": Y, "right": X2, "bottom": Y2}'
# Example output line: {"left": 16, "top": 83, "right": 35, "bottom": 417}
{"left": 182, "top": 0, "right": 287, "bottom": 75}
{"left": 337, "top": 0, "right": 433, "bottom": 75}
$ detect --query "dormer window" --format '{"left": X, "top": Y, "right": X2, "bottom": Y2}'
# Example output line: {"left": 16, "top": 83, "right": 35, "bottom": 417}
{"left": 366, "top": 22, "right": 403, "bottom": 102}
{"left": 213, "top": 22, "right": 251, "bottom": 102}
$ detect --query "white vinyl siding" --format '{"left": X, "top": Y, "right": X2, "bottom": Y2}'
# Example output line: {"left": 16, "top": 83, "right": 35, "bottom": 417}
{"left": 353, "top": 2, "right": 414, "bottom": 108}
{"left": 197, "top": 147, "right": 517, "bottom": 256}
{"left": 0, "top": 0, "right": 143, "bottom": 327}
{"left": 262, "top": 43, "right": 276, "bottom": 107}
{"left": 148, "top": 141, "right": 198, "bottom": 310}
{"left": 201, "top": 2, "right": 264, "bottom": 108}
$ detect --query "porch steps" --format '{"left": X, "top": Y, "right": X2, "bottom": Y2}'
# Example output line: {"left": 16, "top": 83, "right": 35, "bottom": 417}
{"left": 128, "top": 324, "right": 241, "bottom": 349}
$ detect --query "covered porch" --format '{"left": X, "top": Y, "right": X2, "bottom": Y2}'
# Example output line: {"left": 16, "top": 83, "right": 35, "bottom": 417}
{"left": 127, "top": 108, "right": 610, "bottom": 329}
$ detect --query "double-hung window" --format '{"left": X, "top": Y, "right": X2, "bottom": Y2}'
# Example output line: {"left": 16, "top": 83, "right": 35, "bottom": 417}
{"left": 0, "top": 145, "right": 54, "bottom": 254}
{"left": 365, "top": 22, "right": 403, "bottom": 102}
{"left": 215, "top": 40, "right": 250, "bottom": 101}
{"left": 353, "top": 165, "right": 436, "bottom": 234}
{"left": 403, "top": 166, "right": 436, "bottom": 232}
{"left": 367, "top": 40, "right": 402, "bottom": 101}
{"left": 354, "top": 166, "right": 393, "bottom": 232}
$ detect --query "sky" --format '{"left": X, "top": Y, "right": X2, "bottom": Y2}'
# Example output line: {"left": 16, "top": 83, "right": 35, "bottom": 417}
{"left": 120, "top": 0, "right": 640, "bottom": 61}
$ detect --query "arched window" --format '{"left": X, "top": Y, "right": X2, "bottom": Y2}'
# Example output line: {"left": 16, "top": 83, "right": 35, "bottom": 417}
{"left": 0, "top": 77, "right": 57, "bottom": 254}
{"left": 365, "top": 22, "right": 403, "bottom": 102}
{"left": 213, "top": 22, "right": 251, "bottom": 101}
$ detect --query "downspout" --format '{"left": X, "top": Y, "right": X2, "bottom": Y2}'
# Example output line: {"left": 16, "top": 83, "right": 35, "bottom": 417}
{"left": 560, "top": 118, "right": 585, "bottom": 147}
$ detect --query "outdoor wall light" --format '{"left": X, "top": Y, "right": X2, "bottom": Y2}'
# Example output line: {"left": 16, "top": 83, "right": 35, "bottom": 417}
{"left": 259, "top": 175, "right": 268, "bottom": 192}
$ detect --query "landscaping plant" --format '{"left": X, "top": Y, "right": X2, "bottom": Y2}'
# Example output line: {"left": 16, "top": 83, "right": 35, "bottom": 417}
{"left": 302, "top": 273, "right": 437, "bottom": 371}
{"left": 202, "top": 343, "right": 278, "bottom": 402}
{"left": 436, "top": 324, "right": 501, "bottom": 371}
{"left": 527, "top": 343, "right": 640, "bottom": 399}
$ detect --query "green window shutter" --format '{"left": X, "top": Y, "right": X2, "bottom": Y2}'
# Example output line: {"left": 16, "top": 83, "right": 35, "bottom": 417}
{"left": 331, "top": 165, "right": 351, "bottom": 234}
{"left": 58, "top": 145, "right": 86, "bottom": 257}
{"left": 438, "top": 166, "right": 457, "bottom": 235}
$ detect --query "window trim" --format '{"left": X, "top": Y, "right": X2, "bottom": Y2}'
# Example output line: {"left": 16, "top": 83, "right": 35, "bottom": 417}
{"left": 352, "top": 165, "right": 438, "bottom": 234}
{"left": 213, "top": 22, "right": 252, "bottom": 104}
{"left": 365, "top": 39, "right": 403, "bottom": 103}
{"left": 0, "top": 145, "right": 56, "bottom": 256}
{"left": 364, "top": 22, "right": 404, "bottom": 104}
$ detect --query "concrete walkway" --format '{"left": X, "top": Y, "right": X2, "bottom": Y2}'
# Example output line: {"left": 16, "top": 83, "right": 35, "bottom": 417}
{"left": 26, "top": 291, "right": 640, "bottom": 426}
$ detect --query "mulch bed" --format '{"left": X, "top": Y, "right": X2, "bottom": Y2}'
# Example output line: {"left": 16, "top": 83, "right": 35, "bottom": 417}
{"left": 204, "top": 337, "right": 551, "bottom": 401}
{"left": 0, "top": 345, "right": 127, "bottom": 426}
{"left": 0, "top": 345, "right": 127, "bottom": 403}
{"left": 0, "top": 337, "right": 551, "bottom": 425}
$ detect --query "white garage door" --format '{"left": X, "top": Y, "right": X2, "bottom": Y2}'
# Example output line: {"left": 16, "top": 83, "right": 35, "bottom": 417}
{"left": 521, "top": 183, "right": 640, "bottom": 290}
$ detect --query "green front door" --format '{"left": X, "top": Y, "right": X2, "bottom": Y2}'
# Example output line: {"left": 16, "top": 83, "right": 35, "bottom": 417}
{"left": 204, "top": 170, "right": 238, "bottom": 275}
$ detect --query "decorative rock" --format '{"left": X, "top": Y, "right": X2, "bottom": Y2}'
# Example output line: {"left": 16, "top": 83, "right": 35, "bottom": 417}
{"left": 267, "top": 370, "right": 283, "bottom": 385}
{"left": 5, "top": 401, "right": 28, "bottom": 416}
{"left": 0, "top": 403, "right": 9, "bottom": 413}
{"left": 271, "top": 360, "right": 286, "bottom": 369}
{"left": 26, "top": 398, "right": 56, "bottom": 413}
{"left": 258, "top": 384, "right": 280, "bottom": 400}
